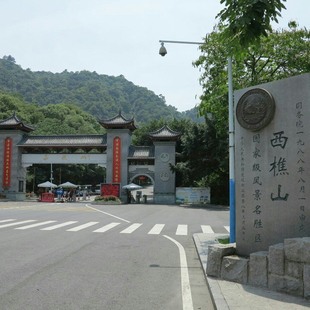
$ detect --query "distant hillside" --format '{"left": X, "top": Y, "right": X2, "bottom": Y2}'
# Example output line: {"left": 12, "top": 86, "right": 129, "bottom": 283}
{"left": 0, "top": 56, "right": 204, "bottom": 124}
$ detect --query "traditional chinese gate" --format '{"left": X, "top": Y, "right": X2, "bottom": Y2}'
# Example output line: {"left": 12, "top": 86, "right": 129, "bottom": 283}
{"left": 0, "top": 111, "right": 181, "bottom": 203}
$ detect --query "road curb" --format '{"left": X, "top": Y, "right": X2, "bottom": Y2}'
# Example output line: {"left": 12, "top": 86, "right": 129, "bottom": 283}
{"left": 193, "top": 233, "right": 230, "bottom": 310}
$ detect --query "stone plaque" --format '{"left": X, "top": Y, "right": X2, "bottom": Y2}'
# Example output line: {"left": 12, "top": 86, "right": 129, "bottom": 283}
{"left": 236, "top": 88, "right": 275, "bottom": 131}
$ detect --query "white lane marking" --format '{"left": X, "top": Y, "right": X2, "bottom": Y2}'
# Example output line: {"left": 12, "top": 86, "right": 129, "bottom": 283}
{"left": 0, "top": 219, "right": 16, "bottom": 223}
{"left": 148, "top": 224, "right": 165, "bottom": 235}
{"left": 93, "top": 222, "right": 120, "bottom": 233}
{"left": 0, "top": 220, "right": 37, "bottom": 229}
{"left": 163, "top": 235, "right": 193, "bottom": 310}
{"left": 176, "top": 225, "right": 188, "bottom": 236}
{"left": 201, "top": 225, "right": 214, "bottom": 233}
{"left": 15, "top": 221, "right": 57, "bottom": 230}
{"left": 41, "top": 221, "right": 78, "bottom": 230}
{"left": 67, "top": 222, "right": 99, "bottom": 232}
{"left": 120, "top": 223, "right": 143, "bottom": 234}
{"left": 224, "top": 226, "right": 230, "bottom": 232}
{"left": 86, "top": 205, "right": 131, "bottom": 223}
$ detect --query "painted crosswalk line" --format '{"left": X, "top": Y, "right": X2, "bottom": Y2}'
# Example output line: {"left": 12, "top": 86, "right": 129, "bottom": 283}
{"left": 120, "top": 223, "right": 143, "bottom": 234}
{"left": 0, "top": 220, "right": 37, "bottom": 229}
{"left": 148, "top": 224, "right": 165, "bottom": 235}
{"left": 15, "top": 221, "right": 57, "bottom": 230}
{"left": 93, "top": 222, "right": 121, "bottom": 233}
{"left": 67, "top": 222, "right": 99, "bottom": 232}
{"left": 0, "top": 219, "right": 230, "bottom": 235}
{"left": 0, "top": 219, "right": 16, "bottom": 223}
{"left": 201, "top": 225, "right": 214, "bottom": 233}
{"left": 41, "top": 221, "right": 78, "bottom": 231}
{"left": 176, "top": 224, "right": 188, "bottom": 236}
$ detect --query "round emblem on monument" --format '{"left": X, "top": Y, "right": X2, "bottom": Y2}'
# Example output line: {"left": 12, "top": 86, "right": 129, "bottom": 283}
{"left": 160, "top": 171, "right": 170, "bottom": 182}
{"left": 160, "top": 153, "right": 170, "bottom": 163}
{"left": 236, "top": 88, "right": 275, "bottom": 131}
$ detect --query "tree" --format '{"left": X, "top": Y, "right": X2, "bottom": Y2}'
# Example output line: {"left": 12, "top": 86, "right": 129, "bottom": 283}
{"left": 217, "top": 0, "right": 287, "bottom": 54}
{"left": 3, "top": 55, "right": 16, "bottom": 63}
{"left": 194, "top": 22, "right": 310, "bottom": 131}
{"left": 133, "top": 118, "right": 229, "bottom": 204}
{"left": 171, "top": 119, "right": 229, "bottom": 205}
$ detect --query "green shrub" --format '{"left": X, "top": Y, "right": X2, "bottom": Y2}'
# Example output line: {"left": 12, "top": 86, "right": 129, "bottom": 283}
{"left": 94, "top": 195, "right": 121, "bottom": 203}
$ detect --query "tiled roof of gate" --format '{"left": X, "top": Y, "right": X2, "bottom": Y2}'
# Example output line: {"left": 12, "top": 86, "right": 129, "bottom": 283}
{"left": 148, "top": 124, "right": 182, "bottom": 140}
{"left": 128, "top": 146, "right": 155, "bottom": 158}
{"left": 0, "top": 112, "right": 36, "bottom": 132}
{"left": 17, "top": 134, "right": 107, "bottom": 147}
{"left": 98, "top": 110, "right": 137, "bottom": 131}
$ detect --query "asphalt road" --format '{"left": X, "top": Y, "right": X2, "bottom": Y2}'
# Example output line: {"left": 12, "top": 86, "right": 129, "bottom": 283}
{"left": 0, "top": 200, "right": 229, "bottom": 310}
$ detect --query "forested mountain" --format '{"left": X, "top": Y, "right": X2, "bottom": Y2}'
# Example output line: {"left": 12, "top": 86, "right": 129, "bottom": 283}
{"left": 0, "top": 93, "right": 105, "bottom": 135}
{"left": 0, "top": 56, "right": 204, "bottom": 124}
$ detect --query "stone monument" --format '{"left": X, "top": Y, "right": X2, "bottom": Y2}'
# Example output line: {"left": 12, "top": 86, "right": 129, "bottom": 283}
{"left": 235, "top": 73, "right": 310, "bottom": 255}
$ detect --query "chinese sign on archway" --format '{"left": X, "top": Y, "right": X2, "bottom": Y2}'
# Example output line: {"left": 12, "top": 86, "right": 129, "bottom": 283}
{"left": 113, "top": 137, "right": 121, "bottom": 183}
{"left": 3, "top": 138, "right": 12, "bottom": 187}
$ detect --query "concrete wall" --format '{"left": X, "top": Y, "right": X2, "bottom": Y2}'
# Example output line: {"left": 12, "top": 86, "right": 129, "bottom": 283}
{"left": 234, "top": 73, "right": 310, "bottom": 255}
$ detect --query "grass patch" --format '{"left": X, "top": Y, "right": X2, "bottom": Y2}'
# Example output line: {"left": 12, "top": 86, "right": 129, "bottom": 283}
{"left": 218, "top": 237, "right": 230, "bottom": 244}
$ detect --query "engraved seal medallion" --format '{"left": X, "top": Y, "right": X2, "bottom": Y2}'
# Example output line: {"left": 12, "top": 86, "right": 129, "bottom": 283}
{"left": 236, "top": 88, "right": 275, "bottom": 131}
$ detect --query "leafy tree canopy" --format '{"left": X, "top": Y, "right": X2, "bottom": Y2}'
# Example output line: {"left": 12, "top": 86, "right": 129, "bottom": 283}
{"left": 194, "top": 22, "right": 310, "bottom": 133}
{"left": 217, "top": 0, "right": 287, "bottom": 55}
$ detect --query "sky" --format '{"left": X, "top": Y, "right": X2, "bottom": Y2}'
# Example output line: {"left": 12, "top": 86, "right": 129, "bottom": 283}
{"left": 1, "top": 0, "right": 310, "bottom": 112}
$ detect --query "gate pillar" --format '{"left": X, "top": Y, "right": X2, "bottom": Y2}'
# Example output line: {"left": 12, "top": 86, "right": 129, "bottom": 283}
{"left": 148, "top": 124, "right": 182, "bottom": 204}
{"left": 99, "top": 111, "right": 137, "bottom": 201}
{"left": 0, "top": 113, "right": 36, "bottom": 200}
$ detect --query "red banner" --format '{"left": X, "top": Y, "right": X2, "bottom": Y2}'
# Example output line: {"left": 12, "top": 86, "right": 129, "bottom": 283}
{"left": 3, "top": 138, "right": 12, "bottom": 187}
{"left": 113, "top": 137, "right": 121, "bottom": 183}
{"left": 101, "top": 183, "right": 120, "bottom": 197}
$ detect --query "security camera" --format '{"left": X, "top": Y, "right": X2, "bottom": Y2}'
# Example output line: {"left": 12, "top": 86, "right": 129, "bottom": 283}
{"left": 159, "top": 43, "right": 167, "bottom": 56}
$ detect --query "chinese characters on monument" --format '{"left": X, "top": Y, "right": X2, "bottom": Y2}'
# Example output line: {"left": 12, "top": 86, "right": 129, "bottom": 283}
{"left": 235, "top": 75, "right": 310, "bottom": 255}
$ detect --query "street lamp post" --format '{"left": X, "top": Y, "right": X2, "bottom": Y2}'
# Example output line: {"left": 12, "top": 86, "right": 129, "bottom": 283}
{"left": 159, "top": 40, "right": 235, "bottom": 242}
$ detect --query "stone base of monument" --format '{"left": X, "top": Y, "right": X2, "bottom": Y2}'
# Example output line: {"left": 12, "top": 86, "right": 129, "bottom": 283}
{"left": 207, "top": 237, "right": 310, "bottom": 299}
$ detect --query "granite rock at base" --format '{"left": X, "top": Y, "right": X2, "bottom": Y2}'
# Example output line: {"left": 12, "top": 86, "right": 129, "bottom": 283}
{"left": 286, "top": 261, "right": 304, "bottom": 279}
{"left": 249, "top": 251, "right": 268, "bottom": 287}
{"left": 304, "top": 265, "right": 310, "bottom": 298}
{"left": 221, "top": 255, "right": 248, "bottom": 284}
{"left": 268, "top": 243, "right": 284, "bottom": 276}
{"left": 269, "top": 274, "right": 304, "bottom": 297}
{"left": 206, "top": 244, "right": 236, "bottom": 278}
{"left": 284, "top": 237, "right": 310, "bottom": 263}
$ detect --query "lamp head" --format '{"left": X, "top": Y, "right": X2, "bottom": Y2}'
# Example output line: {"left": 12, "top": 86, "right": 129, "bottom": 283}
{"left": 159, "top": 42, "right": 167, "bottom": 57}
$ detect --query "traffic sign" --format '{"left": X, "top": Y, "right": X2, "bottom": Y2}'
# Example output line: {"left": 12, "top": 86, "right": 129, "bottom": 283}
{"left": 56, "top": 188, "right": 64, "bottom": 195}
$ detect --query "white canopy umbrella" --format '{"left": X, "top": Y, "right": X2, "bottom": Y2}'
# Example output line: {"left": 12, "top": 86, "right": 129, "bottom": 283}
{"left": 58, "top": 181, "right": 78, "bottom": 188}
{"left": 122, "top": 183, "right": 142, "bottom": 190}
{"left": 38, "top": 181, "right": 58, "bottom": 188}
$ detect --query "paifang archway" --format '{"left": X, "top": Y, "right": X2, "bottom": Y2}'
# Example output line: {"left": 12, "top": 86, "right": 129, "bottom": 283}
{"left": 0, "top": 111, "right": 181, "bottom": 204}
